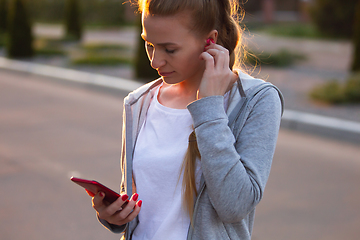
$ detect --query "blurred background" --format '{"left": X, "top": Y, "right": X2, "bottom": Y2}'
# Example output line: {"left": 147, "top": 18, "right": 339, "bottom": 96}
{"left": 0, "top": 0, "right": 360, "bottom": 239}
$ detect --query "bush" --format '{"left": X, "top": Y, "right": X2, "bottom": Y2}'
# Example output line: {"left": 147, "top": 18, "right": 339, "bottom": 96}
{"left": 245, "top": 48, "right": 306, "bottom": 67}
{"left": 64, "top": 0, "right": 82, "bottom": 41}
{"left": 258, "top": 22, "right": 325, "bottom": 39}
{"left": 34, "top": 38, "right": 65, "bottom": 56}
{"left": 6, "top": 0, "right": 34, "bottom": 58}
{"left": 81, "top": 43, "right": 128, "bottom": 52}
{"left": 310, "top": 73, "right": 360, "bottom": 104}
{"left": 309, "top": 0, "right": 357, "bottom": 38}
{"left": 344, "top": 73, "right": 360, "bottom": 102}
{"left": 71, "top": 54, "right": 132, "bottom": 66}
{"left": 310, "top": 80, "right": 345, "bottom": 104}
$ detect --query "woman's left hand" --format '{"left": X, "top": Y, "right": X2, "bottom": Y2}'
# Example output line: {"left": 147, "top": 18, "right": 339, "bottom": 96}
{"left": 198, "top": 41, "right": 236, "bottom": 99}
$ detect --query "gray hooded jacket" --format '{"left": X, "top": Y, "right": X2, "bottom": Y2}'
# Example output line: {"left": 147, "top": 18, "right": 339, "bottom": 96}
{"left": 99, "top": 71, "right": 284, "bottom": 240}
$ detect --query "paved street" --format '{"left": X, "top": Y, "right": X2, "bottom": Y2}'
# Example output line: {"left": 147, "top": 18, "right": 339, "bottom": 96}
{"left": 1, "top": 69, "right": 360, "bottom": 240}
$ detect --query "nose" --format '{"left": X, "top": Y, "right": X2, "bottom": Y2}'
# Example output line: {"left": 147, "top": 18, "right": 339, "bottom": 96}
{"left": 150, "top": 49, "right": 166, "bottom": 69}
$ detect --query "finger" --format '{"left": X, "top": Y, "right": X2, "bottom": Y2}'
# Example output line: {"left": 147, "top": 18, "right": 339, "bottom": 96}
{"left": 206, "top": 44, "right": 230, "bottom": 61}
{"left": 111, "top": 200, "right": 142, "bottom": 226}
{"left": 205, "top": 49, "right": 227, "bottom": 70}
{"left": 200, "top": 51, "right": 215, "bottom": 70}
{"left": 119, "top": 193, "right": 138, "bottom": 214}
{"left": 92, "top": 191, "right": 105, "bottom": 208}
{"left": 106, "top": 194, "right": 129, "bottom": 213}
{"left": 97, "top": 194, "right": 127, "bottom": 220}
{"left": 216, "top": 51, "right": 227, "bottom": 70}
{"left": 85, "top": 189, "right": 95, "bottom": 197}
{"left": 208, "top": 42, "right": 228, "bottom": 52}
{"left": 122, "top": 200, "right": 143, "bottom": 222}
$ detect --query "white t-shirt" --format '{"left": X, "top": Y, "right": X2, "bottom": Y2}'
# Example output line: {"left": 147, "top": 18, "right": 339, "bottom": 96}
{"left": 132, "top": 85, "right": 202, "bottom": 240}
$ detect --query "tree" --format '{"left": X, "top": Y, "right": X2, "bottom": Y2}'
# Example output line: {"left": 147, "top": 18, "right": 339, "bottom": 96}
{"left": 351, "top": 1, "right": 360, "bottom": 71}
{"left": 134, "top": 15, "right": 159, "bottom": 82}
{"left": 64, "top": 0, "right": 82, "bottom": 41}
{"left": 0, "top": 0, "right": 7, "bottom": 33}
{"left": 310, "top": 0, "right": 357, "bottom": 38}
{"left": 6, "top": 0, "right": 33, "bottom": 58}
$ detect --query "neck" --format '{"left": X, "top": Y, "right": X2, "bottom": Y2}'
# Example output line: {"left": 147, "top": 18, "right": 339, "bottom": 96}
{"left": 159, "top": 79, "right": 200, "bottom": 109}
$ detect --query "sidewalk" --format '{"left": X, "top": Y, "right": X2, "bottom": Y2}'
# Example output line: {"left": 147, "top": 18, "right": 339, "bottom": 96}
{"left": 1, "top": 23, "right": 360, "bottom": 144}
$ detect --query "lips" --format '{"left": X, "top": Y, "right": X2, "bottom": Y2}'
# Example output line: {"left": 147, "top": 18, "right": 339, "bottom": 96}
{"left": 158, "top": 71, "right": 174, "bottom": 77}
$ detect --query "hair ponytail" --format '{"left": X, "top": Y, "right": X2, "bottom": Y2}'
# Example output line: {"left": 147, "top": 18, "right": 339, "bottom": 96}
{"left": 215, "top": 0, "right": 243, "bottom": 69}
{"left": 180, "top": 130, "right": 200, "bottom": 220}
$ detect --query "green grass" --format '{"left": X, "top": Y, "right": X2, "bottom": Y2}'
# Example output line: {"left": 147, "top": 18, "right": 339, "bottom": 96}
{"left": 81, "top": 43, "right": 129, "bottom": 52}
{"left": 71, "top": 54, "right": 132, "bottom": 66}
{"left": 243, "top": 22, "right": 330, "bottom": 39}
{"left": 72, "top": 43, "right": 133, "bottom": 66}
{"left": 310, "top": 80, "right": 345, "bottom": 104}
{"left": 245, "top": 48, "right": 307, "bottom": 67}
{"left": 310, "top": 73, "right": 360, "bottom": 104}
{"left": 263, "top": 23, "right": 324, "bottom": 39}
{"left": 34, "top": 38, "right": 66, "bottom": 56}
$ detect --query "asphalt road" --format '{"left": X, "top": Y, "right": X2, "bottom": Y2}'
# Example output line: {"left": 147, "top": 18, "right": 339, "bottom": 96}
{"left": 1, "top": 69, "right": 360, "bottom": 240}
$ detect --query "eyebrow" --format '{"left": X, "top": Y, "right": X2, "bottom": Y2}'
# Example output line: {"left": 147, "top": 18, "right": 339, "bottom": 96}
{"left": 141, "top": 34, "right": 177, "bottom": 47}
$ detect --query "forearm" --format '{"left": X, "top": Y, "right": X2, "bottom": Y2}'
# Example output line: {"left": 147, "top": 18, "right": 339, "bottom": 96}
{"left": 187, "top": 89, "right": 282, "bottom": 222}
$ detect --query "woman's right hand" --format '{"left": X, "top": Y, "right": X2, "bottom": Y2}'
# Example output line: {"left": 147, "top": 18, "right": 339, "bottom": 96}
{"left": 87, "top": 190, "right": 142, "bottom": 226}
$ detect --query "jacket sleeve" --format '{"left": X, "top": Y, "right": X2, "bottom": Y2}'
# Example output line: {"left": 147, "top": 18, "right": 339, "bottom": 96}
{"left": 97, "top": 215, "right": 127, "bottom": 233}
{"left": 187, "top": 87, "right": 282, "bottom": 223}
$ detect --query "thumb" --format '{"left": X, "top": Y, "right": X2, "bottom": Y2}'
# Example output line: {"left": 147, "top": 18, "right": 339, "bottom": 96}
{"left": 85, "top": 189, "right": 95, "bottom": 197}
{"left": 92, "top": 191, "right": 106, "bottom": 209}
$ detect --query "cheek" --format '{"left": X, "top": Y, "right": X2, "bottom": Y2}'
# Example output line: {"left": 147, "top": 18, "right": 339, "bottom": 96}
{"left": 176, "top": 50, "right": 203, "bottom": 70}
{"left": 145, "top": 44, "right": 153, "bottom": 60}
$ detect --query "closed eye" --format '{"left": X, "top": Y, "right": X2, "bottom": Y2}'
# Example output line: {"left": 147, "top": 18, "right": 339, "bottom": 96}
{"left": 145, "top": 41, "right": 176, "bottom": 54}
{"left": 165, "top": 49, "right": 175, "bottom": 54}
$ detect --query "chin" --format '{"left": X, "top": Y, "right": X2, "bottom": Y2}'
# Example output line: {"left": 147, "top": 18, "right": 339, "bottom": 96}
{"left": 161, "top": 76, "right": 184, "bottom": 85}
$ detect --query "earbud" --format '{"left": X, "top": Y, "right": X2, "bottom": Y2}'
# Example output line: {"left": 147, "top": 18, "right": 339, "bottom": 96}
{"left": 204, "top": 38, "right": 214, "bottom": 51}
{"left": 206, "top": 38, "right": 214, "bottom": 46}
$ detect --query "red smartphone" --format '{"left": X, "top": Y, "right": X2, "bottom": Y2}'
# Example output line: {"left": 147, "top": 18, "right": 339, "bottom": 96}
{"left": 70, "top": 176, "right": 122, "bottom": 204}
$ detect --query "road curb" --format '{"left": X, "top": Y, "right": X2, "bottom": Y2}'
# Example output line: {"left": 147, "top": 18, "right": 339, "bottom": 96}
{"left": 0, "top": 57, "right": 143, "bottom": 92}
{"left": 1, "top": 57, "right": 360, "bottom": 144}
{"left": 281, "top": 110, "right": 360, "bottom": 144}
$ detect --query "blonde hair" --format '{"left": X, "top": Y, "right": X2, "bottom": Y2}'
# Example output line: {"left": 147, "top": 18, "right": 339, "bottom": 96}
{"left": 135, "top": 0, "right": 244, "bottom": 219}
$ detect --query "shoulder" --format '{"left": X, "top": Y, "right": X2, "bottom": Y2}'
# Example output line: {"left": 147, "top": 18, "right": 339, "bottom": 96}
{"left": 232, "top": 69, "right": 284, "bottom": 114}
{"left": 236, "top": 70, "right": 265, "bottom": 92}
{"left": 123, "top": 78, "right": 162, "bottom": 105}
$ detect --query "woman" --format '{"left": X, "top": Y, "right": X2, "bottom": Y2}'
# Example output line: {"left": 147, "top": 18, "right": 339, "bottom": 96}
{"left": 89, "top": 0, "right": 283, "bottom": 239}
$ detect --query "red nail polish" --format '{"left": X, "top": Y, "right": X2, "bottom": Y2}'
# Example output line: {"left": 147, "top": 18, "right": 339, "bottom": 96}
{"left": 133, "top": 193, "right": 139, "bottom": 201}
{"left": 99, "top": 192, "right": 104, "bottom": 197}
{"left": 210, "top": 39, "right": 215, "bottom": 44}
{"left": 137, "top": 200, "right": 143, "bottom": 207}
{"left": 121, "top": 194, "right": 129, "bottom": 201}
{"left": 206, "top": 38, "right": 211, "bottom": 45}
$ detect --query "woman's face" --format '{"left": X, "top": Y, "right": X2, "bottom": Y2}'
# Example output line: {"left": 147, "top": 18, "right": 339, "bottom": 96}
{"left": 141, "top": 11, "right": 206, "bottom": 85}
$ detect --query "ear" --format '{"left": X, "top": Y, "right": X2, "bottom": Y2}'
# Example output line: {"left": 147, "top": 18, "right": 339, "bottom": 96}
{"left": 206, "top": 30, "right": 218, "bottom": 43}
